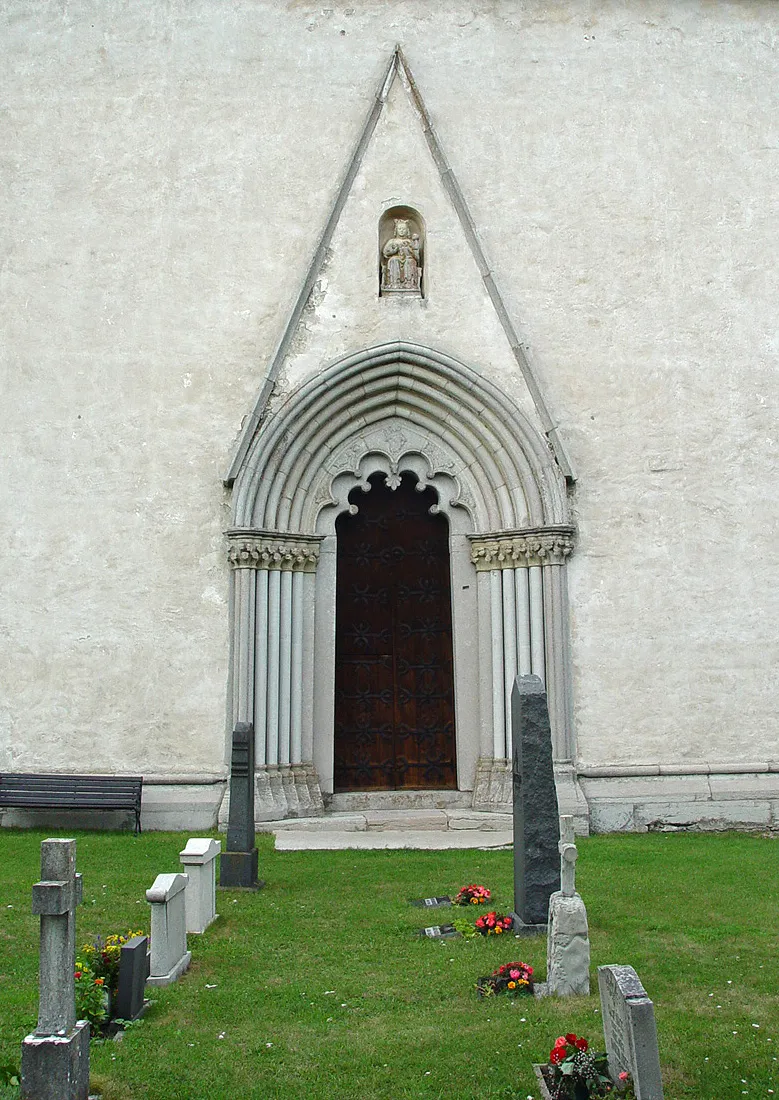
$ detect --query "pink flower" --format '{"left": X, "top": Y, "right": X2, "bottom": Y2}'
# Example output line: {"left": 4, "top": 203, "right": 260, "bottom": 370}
{"left": 509, "top": 969, "right": 521, "bottom": 979}
{"left": 619, "top": 1072, "right": 629, "bottom": 1082}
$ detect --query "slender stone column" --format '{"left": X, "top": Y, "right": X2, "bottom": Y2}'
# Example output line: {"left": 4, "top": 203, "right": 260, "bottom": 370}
{"left": 300, "top": 570, "right": 316, "bottom": 764}
{"left": 266, "top": 568, "right": 281, "bottom": 767}
{"left": 253, "top": 567, "right": 269, "bottom": 767}
{"left": 290, "top": 570, "right": 304, "bottom": 765}
{"left": 278, "top": 569, "right": 293, "bottom": 767}
{"left": 502, "top": 569, "right": 518, "bottom": 756}
{"left": 514, "top": 566, "right": 531, "bottom": 675}
{"left": 489, "top": 569, "right": 505, "bottom": 758}
{"left": 543, "top": 563, "right": 575, "bottom": 761}
{"left": 528, "top": 565, "right": 545, "bottom": 680}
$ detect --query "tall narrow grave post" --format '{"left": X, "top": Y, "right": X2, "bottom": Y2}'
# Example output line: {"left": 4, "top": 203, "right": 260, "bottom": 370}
{"left": 219, "top": 722, "right": 261, "bottom": 889}
{"left": 511, "top": 674, "right": 560, "bottom": 932}
{"left": 21, "top": 838, "right": 90, "bottom": 1100}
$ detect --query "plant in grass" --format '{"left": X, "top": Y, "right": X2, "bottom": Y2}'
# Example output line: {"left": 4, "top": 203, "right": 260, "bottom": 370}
{"left": 79, "top": 930, "right": 144, "bottom": 994}
{"left": 449, "top": 917, "right": 479, "bottom": 938}
{"left": 474, "top": 910, "right": 513, "bottom": 936}
{"left": 0, "top": 1066, "right": 19, "bottom": 1089}
{"left": 543, "top": 1034, "right": 636, "bottom": 1099}
{"left": 454, "top": 883, "right": 491, "bottom": 906}
{"left": 74, "top": 963, "right": 108, "bottom": 1031}
{"left": 476, "top": 960, "right": 534, "bottom": 997}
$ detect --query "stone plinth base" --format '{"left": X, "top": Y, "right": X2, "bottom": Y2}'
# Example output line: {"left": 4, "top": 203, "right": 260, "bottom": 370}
{"left": 218, "top": 765, "right": 324, "bottom": 826}
{"left": 145, "top": 950, "right": 191, "bottom": 988}
{"left": 510, "top": 912, "right": 547, "bottom": 936}
{"left": 21, "top": 1021, "right": 90, "bottom": 1100}
{"left": 219, "top": 848, "right": 260, "bottom": 889}
{"left": 546, "top": 891, "right": 590, "bottom": 996}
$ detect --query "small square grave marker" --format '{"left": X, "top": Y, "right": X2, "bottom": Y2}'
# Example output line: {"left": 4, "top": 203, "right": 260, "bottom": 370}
{"left": 115, "top": 935, "right": 150, "bottom": 1022}
{"left": 415, "top": 924, "right": 460, "bottom": 939}
{"left": 409, "top": 896, "right": 452, "bottom": 908}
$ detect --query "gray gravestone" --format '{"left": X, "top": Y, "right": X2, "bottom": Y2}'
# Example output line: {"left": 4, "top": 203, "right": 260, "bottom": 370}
{"left": 115, "top": 935, "right": 150, "bottom": 1022}
{"left": 511, "top": 675, "right": 560, "bottom": 930}
{"left": 598, "top": 965, "right": 664, "bottom": 1100}
{"left": 21, "top": 838, "right": 90, "bottom": 1100}
{"left": 546, "top": 815, "right": 590, "bottom": 996}
{"left": 219, "top": 722, "right": 261, "bottom": 889}
{"left": 146, "top": 872, "right": 191, "bottom": 986}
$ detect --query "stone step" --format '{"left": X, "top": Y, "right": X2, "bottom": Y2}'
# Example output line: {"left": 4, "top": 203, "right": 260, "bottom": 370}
{"left": 274, "top": 829, "right": 513, "bottom": 851}
{"left": 257, "top": 808, "right": 512, "bottom": 834}
{"left": 328, "top": 789, "right": 474, "bottom": 813}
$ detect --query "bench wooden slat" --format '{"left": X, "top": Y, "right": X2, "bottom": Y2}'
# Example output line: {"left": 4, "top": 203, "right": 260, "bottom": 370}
{"left": 0, "top": 774, "right": 143, "bottom": 834}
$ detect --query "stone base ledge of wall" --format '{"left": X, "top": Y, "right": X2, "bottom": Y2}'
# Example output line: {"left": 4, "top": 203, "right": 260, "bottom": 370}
{"left": 580, "top": 770, "right": 779, "bottom": 833}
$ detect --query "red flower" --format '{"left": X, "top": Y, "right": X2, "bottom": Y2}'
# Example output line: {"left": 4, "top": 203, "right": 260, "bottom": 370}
{"left": 565, "top": 1033, "right": 578, "bottom": 1044}
{"left": 575, "top": 1037, "right": 588, "bottom": 1052}
{"left": 74, "top": 971, "right": 82, "bottom": 979}
{"left": 550, "top": 1046, "right": 566, "bottom": 1064}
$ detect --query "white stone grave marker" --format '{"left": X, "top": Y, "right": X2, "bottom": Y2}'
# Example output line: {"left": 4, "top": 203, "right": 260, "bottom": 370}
{"left": 545, "top": 815, "right": 590, "bottom": 996}
{"left": 180, "top": 837, "right": 221, "bottom": 933}
{"left": 146, "top": 872, "right": 191, "bottom": 986}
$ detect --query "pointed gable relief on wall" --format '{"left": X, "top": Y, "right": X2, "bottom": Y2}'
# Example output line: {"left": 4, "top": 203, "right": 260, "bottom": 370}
{"left": 221, "top": 48, "right": 585, "bottom": 828}
{"left": 224, "top": 45, "right": 574, "bottom": 491}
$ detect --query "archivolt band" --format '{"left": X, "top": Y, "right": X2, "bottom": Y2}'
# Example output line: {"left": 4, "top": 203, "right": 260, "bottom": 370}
{"left": 225, "top": 342, "right": 581, "bottom": 822}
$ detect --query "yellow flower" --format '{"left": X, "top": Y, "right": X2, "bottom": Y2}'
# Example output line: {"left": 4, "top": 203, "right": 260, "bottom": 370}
{"left": 507, "top": 981, "right": 516, "bottom": 989}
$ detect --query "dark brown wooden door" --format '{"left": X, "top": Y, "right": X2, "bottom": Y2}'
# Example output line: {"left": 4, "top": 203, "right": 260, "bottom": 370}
{"left": 334, "top": 474, "right": 457, "bottom": 791}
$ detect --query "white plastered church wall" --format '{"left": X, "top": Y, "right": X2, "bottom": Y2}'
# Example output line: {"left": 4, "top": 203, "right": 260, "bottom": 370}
{"left": 1, "top": 2, "right": 777, "bottom": 832}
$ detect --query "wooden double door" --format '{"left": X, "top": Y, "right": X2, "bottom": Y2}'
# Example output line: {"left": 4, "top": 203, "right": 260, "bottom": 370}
{"left": 334, "top": 474, "right": 457, "bottom": 791}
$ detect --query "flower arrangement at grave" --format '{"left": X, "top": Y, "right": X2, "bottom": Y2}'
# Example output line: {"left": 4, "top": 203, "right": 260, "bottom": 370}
{"left": 474, "top": 910, "right": 513, "bottom": 935}
{"left": 476, "top": 960, "right": 534, "bottom": 998}
{"left": 454, "top": 883, "right": 491, "bottom": 906}
{"left": 79, "top": 929, "right": 144, "bottom": 995}
{"left": 541, "top": 1034, "right": 636, "bottom": 1099}
{"left": 74, "top": 962, "right": 109, "bottom": 1030}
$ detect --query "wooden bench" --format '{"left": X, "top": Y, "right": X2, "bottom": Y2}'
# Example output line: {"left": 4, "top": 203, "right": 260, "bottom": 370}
{"left": 0, "top": 774, "right": 143, "bottom": 834}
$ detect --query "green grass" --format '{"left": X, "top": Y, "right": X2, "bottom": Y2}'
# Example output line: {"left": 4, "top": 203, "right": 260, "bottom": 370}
{"left": 0, "top": 829, "right": 777, "bottom": 1099}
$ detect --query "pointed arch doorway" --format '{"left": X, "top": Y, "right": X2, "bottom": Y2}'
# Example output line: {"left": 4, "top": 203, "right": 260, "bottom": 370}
{"left": 334, "top": 473, "right": 457, "bottom": 791}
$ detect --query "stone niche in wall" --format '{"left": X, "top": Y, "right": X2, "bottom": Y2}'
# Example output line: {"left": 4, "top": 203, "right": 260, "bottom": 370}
{"left": 379, "top": 205, "right": 425, "bottom": 298}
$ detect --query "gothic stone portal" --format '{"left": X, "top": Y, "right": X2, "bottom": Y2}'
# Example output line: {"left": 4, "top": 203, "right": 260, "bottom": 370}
{"left": 333, "top": 474, "right": 457, "bottom": 791}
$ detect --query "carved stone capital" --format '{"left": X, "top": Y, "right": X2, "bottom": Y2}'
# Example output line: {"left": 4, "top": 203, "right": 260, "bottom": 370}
{"left": 469, "top": 526, "right": 575, "bottom": 570}
{"left": 226, "top": 530, "right": 322, "bottom": 572}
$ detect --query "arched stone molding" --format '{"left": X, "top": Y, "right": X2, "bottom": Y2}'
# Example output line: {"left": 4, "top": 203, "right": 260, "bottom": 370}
{"left": 228, "top": 342, "right": 581, "bottom": 822}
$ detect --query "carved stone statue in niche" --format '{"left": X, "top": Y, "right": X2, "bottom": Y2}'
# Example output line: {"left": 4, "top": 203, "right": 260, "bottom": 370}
{"left": 379, "top": 207, "right": 424, "bottom": 297}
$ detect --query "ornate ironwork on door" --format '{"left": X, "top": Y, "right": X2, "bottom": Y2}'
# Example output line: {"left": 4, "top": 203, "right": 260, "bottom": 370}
{"left": 334, "top": 474, "right": 457, "bottom": 790}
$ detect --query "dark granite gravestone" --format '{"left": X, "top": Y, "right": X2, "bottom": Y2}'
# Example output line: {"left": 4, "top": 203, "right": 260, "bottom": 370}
{"left": 409, "top": 896, "right": 452, "bottom": 908}
{"left": 115, "top": 935, "right": 150, "bottom": 1022}
{"left": 219, "top": 722, "right": 261, "bottom": 889}
{"left": 511, "top": 674, "right": 560, "bottom": 932}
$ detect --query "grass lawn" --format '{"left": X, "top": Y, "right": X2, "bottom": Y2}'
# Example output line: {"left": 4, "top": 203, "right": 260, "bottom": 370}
{"left": 0, "top": 829, "right": 777, "bottom": 1099}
